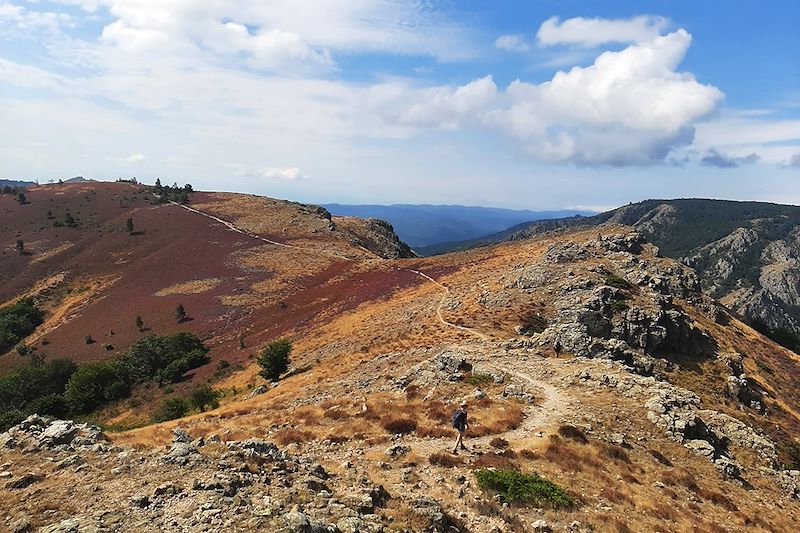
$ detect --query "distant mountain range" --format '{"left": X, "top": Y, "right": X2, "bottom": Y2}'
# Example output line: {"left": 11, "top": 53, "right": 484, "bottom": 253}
{"left": 439, "top": 198, "right": 800, "bottom": 335}
{"left": 0, "top": 179, "right": 36, "bottom": 188}
{"left": 322, "top": 204, "right": 594, "bottom": 252}
{"left": 0, "top": 177, "right": 94, "bottom": 188}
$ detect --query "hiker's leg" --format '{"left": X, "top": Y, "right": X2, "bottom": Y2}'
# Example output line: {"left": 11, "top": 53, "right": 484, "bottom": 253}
{"left": 453, "top": 431, "right": 462, "bottom": 452}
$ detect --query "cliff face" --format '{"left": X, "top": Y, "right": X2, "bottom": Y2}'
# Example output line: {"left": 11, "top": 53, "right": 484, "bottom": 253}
{"left": 684, "top": 225, "right": 800, "bottom": 332}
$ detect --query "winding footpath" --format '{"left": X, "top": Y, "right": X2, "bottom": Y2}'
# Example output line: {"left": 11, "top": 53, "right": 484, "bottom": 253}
{"left": 176, "top": 200, "right": 571, "bottom": 449}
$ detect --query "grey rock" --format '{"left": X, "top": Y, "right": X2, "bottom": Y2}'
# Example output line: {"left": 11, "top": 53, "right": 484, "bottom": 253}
{"left": 9, "top": 517, "right": 31, "bottom": 533}
{"left": 337, "top": 517, "right": 363, "bottom": 533}
{"left": 41, "top": 420, "right": 78, "bottom": 446}
{"left": 5, "top": 472, "right": 44, "bottom": 490}
{"left": 385, "top": 443, "right": 410, "bottom": 458}
{"left": 532, "top": 519, "right": 551, "bottom": 532}
{"left": 172, "top": 427, "right": 192, "bottom": 443}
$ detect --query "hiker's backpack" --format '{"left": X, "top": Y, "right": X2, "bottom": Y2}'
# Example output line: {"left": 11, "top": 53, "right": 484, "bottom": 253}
{"left": 452, "top": 410, "right": 465, "bottom": 428}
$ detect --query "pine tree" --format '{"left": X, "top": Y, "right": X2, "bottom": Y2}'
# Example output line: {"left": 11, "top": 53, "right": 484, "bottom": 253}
{"left": 135, "top": 316, "right": 144, "bottom": 332}
{"left": 175, "top": 304, "right": 186, "bottom": 323}
{"left": 15, "top": 240, "right": 24, "bottom": 255}
{"left": 126, "top": 217, "right": 134, "bottom": 235}
{"left": 16, "top": 192, "right": 26, "bottom": 204}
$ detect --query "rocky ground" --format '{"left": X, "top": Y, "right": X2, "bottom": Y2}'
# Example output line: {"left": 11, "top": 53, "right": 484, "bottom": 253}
{"left": 4, "top": 211, "right": 800, "bottom": 531}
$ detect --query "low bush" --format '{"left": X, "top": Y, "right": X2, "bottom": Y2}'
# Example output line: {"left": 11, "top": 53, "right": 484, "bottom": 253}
{"left": 519, "top": 312, "right": 549, "bottom": 334}
{"left": 382, "top": 417, "right": 417, "bottom": 434}
{"left": 610, "top": 299, "right": 631, "bottom": 312}
{"left": 648, "top": 448, "right": 673, "bottom": 466}
{"left": 601, "top": 443, "right": 631, "bottom": 463}
{"left": 605, "top": 273, "right": 632, "bottom": 290}
{"left": 474, "top": 452, "right": 516, "bottom": 470}
{"left": 429, "top": 452, "right": 464, "bottom": 468}
{"left": 557, "top": 424, "right": 588, "bottom": 444}
{"left": 151, "top": 397, "right": 189, "bottom": 422}
{"left": 490, "top": 437, "right": 509, "bottom": 448}
{"left": 474, "top": 469, "right": 574, "bottom": 508}
{"left": 466, "top": 372, "right": 494, "bottom": 386}
{"left": 189, "top": 385, "right": 220, "bottom": 412}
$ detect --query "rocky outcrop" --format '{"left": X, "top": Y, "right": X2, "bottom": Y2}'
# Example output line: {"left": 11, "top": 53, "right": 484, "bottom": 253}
{"left": 336, "top": 217, "right": 416, "bottom": 259}
{"left": 0, "top": 415, "right": 108, "bottom": 452}
{"left": 575, "top": 362, "right": 794, "bottom": 494}
{"left": 511, "top": 232, "right": 718, "bottom": 376}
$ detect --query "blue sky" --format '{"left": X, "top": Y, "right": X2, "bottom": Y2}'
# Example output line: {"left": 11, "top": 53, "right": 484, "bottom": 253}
{"left": 1, "top": 1, "right": 798, "bottom": 210}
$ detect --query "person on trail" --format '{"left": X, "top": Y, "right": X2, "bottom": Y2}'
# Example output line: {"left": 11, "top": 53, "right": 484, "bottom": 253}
{"left": 452, "top": 401, "right": 469, "bottom": 453}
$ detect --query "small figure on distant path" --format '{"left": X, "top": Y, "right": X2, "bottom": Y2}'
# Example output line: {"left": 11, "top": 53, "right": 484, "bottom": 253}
{"left": 452, "top": 401, "right": 469, "bottom": 454}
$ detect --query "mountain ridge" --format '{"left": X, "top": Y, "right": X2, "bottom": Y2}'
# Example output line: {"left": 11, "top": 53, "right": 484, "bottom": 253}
{"left": 428, "top": 198, "right": 800, "bottom": 335}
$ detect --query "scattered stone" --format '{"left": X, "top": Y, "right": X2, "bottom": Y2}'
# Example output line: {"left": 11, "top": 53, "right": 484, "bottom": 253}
{"left": 385, "top": 443, "right": 410, "bottom": 458}
{"left": 8, "top": 517, "right": 31, "bottom": 533}
{"left": 131, "top": 494, "right": 150, "bottom": 508}
{"left": 532, "top": 519, "right": 552, "bottom": 532}
{"left": 249, "top": 384, "right": 269, "bottom": 398}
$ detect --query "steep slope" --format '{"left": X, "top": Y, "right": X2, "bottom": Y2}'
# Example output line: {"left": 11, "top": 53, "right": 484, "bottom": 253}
{"left": 436, "top": 199, "right": 800, "bottom": 335}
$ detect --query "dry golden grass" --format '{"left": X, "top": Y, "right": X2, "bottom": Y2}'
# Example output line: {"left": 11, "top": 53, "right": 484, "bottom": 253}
{"left": 30, "top": 241, "right": 74, "bottom": 264}
{"left": 428, "top": 452, "right": 464, "bottom": 468}
{"left": 273, "top": 428, "right": 315, "bottom": 445}
{"left": 154, "top": 278, "right": 222, "bottom": 296}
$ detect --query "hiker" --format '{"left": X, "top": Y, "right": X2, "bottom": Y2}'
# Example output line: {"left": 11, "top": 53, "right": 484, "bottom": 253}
{"left": 452, "top": 401, "right": 469, "bottom": 453}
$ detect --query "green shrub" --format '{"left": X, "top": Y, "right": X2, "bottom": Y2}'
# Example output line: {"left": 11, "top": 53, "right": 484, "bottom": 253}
{"left": 257, "top": 339, "right": 291, "bottom": 381}
{"left": 15, "top": 343, "right": 33, "bottom": 356}
{"left": 474, "top": 469, "right": 574, "bottom": 508}
{"left": 0, "top": 298, "right": 44, "bottom": 352}
{"left": 152, "top": 397, "right": 189, "bottom": 422}
{"left": 26, "top": 393, "right": 69, "bottom": 418}
{"left": 467, "top": 372, "right": 494, "bottom": 386}
{"left": 122, "top": 332, "right": 209, "bottom": 385}
{"left": 189, "top": 385, "right": 219, "bottom": 412}
{"left": 605, "top": 273, "right": 632, "bottom": 290}
{"left": 64, "top": 360, "right": 130, "bottom": 413}
{"left": 610, "top": 299, "right": 630, "bottom": 312}
{"left": 0, "top": 409, "right": 24, "bottom": 431}
{"left": 0, "top": 358, "right": 77, "bottom": 429}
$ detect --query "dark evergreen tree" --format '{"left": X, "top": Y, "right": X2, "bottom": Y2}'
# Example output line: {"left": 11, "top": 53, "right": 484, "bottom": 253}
{"left": 126, "top": 217, "right": 134, "bottom": 235}
{"left": 175, "top": 304, "right": 186, "bottom": 323}
{"left": 15, "top": 240, "right": 24, "bottom": 255}
{"left": 16, "top": 192, "right": 26, "bottom": 204}
{"left": 257, "top": 339, "right": 292, "bottom": 381}
{"left": 135, "top": 316, "right": 144, "bottom": 332}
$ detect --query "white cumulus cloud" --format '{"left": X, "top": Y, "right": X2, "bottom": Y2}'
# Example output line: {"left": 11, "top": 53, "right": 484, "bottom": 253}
{"left": 373, "top": 29, "right": 722, "bottom": 165}
{"left": 259, "top": 167, "right": 305, "bottom": 180}
{"left": 537, "top": 15, "right": 670, "bottom": 47}
{"left": 495, "top": 34, "right": 530, "bottom": 52}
